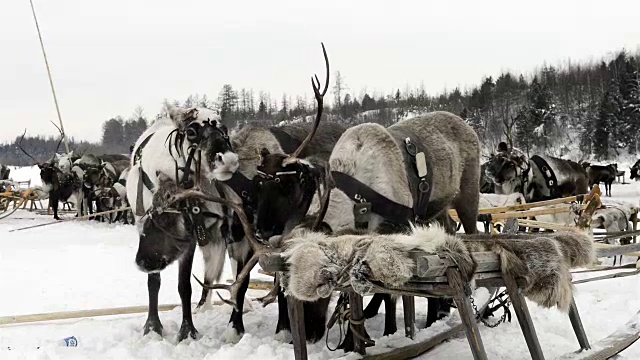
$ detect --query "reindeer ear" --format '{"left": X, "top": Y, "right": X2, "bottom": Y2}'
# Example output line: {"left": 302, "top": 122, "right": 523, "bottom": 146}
{"left": 167, "top": 103, "right": 181, "bottom": 121}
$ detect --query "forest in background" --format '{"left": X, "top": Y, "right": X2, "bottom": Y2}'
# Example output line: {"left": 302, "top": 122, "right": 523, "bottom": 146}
{"left": 2, "top": 48, "right": 639, "bottom": 166}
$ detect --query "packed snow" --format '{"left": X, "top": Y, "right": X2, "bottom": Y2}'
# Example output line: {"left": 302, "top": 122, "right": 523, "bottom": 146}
{"left": 1, "top": 166, "right": 639, "bottom": 359}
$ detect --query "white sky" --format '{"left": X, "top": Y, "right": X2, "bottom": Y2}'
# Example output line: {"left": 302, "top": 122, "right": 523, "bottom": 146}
{"left": 1, "top": 0, "right": 639, "bottom": 143}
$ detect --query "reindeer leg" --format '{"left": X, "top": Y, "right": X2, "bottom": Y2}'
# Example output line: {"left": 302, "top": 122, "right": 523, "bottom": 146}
{"left": 51, "top": 197, "right": 60, "bottom": 220}
{"left": 228, "top": 255, "right": 251, "bottom": 336}
{"left": 382, "top": 294, "right": 398, "bottom": 336}
{"left": 363, "top": 293, "right": 384, "bottom": 319}
{"left": 275, "top": 288, "right": 291, "bottom": 335}
{"left": 143, "top": 273, "right": 163, "bottom": 336}
{"left": 177, "top": 239, "right": 198, "bottom": 342}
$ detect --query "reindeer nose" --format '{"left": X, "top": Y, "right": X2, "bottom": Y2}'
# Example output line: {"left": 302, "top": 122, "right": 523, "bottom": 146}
{"left": 216, "top": 153, "right": 223, "bottom": 163}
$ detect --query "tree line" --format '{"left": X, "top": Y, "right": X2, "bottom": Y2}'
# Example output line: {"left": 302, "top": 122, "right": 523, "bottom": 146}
{"left": 2, "top": 48, "right": 639, "bottom": 166}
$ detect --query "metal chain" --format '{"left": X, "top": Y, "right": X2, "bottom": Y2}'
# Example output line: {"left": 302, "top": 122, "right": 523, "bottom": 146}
{"left": 469, "top": 291, "right": 512, "bottom": 328}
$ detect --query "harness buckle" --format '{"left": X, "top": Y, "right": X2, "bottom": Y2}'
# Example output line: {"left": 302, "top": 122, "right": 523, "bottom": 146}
{"left": 191, "top": 206, "right": 201, "bottom": 215}
{"left": 419, "top": 179, "right": 430, "bottom": 193}
{"left": 404, "top": 138, "right": 417, "bottom": 156}
{"left": 353, "top": 202, "right": 372, "bottom": 229}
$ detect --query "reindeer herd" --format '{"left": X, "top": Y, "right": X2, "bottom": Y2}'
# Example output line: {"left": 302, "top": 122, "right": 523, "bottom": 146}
{"left": 7, "top": 44, "right": 640, "bottom": 351}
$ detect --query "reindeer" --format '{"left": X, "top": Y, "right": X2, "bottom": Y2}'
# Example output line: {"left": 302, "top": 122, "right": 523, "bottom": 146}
{"left": 126, "top": 104, "right": 240, "bottom": 342}
{"left": 630, "top": 159, "right": 640, "bottom": 181}
{"left": 180, "top": 44, "right": 343, "bottom": 342}
{"left": 583, "top": 162, "right": 617, "bottom": 197}
{"left": 17, "top": 130, "right": 86, "bottom": 219}
{"left": 96, "top": 166, "right": 132, "bottom": 224}
{"left": 484, "top": 142, "right": 588, "bottom": 202}
{"left": 247, "top": 110, "right": 481, "bottom": 349}
{"left": 82, "top": 158, "right": 130, "bottom": 221}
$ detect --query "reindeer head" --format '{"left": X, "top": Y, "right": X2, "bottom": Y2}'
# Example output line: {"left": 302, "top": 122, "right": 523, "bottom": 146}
{"left": 253, "top": 43, "right": 330, "bottom": 240}
{"left": 167, "top": 105, "right": 238, "bottom": 182}
{"left": 254, "top": 150, "right": 324, "bottom": 240}
{"left": 38, "top": 161, "right": 61, "bottom": 193}
{"left": 134, "top": 172, "right": 237, "bottom": 273}
{"left": 484, "top": 142, "right": 529, "bottom": 188}
{"left": 83, "top": 165, "right": 102, "bottom": 188}
{"left": 135, "top": 173, "right": 192, "bottom": 273}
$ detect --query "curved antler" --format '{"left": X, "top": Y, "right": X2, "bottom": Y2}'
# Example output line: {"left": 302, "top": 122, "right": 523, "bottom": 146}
{"left": 50, "top": 120, "right": 65, "bottom": 155}
{"left": 287, "top": 43, "right": 330, "bottom": 160}
{"left": 312, "top": 163, "right": 335, "bottom": 231}
{"left": 17, "top": 129, "right": 39, "bottom": 165}
{"left": 168, "top": 184, "right": 271, "bottom": 311}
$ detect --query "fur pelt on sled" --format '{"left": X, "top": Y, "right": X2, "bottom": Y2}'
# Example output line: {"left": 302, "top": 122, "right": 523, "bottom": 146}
{"left": 282, "top": 225, "right": 595, "bottom": 312}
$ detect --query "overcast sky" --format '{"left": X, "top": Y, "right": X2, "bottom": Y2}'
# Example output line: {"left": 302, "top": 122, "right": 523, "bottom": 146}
{"left": 1, "top": 0, "right": 639, "bottom": 144}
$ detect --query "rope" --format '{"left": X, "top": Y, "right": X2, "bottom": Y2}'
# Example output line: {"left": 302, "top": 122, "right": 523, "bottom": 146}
{"left": 29, "top": 0, "right": 70, "bottom": 155}
{"left": 325, "top": 293, "right": 375, "bottom": 351}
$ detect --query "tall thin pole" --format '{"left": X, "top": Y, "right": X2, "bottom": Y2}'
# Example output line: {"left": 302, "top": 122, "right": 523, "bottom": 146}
{"left": 29, "top": 0, "right": 71, "bottom": 155}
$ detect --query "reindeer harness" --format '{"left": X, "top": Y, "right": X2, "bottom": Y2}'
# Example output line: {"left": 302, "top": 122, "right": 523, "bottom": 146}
{"left": 529, "top": 155, "right": 560, "bottom": 200}
{"left": 134, "top": 119, "right": 232, "bottom": 246}
{"left": 332, "top": 131, "right": 434, "bottom": 230}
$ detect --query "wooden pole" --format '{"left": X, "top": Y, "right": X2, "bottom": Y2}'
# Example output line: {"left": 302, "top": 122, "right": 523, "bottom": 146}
{"left": 29, "top": 0, "right": 71, "bottom": 155}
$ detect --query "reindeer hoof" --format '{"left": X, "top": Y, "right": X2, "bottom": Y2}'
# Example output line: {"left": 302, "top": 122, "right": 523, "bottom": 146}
{"left": 143, "top": 318, "right": 163, "bottom": 337}
{"left": 177, "top": 322, "right": 198, "bottom": 342}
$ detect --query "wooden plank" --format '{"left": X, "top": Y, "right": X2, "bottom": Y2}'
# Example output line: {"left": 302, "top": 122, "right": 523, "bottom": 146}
{"left": 362, "top": 323, "right": 464, "bottom": 360}
{"left": 0, "top": 302, "right": 220, "bottom": 326}
{"left": 557, "top": 310, "right": 640, "bottom": 360}
{"left": 517, "top": 220, "right": 577, "bottom": 231}
{"left": 416, "top": 252, "right": 500, "bottom": 278}
{"left": 450, "top": 204, "right": 587, "bottom": 223}
{"left": 568, "top": 299, "right": 591, "bottom": 350}
{"left": 594, "top": 243, "right": 640, "bottom": 258}
{"left": 402, "top": 296, "right": 415, "bottom": 339}
{"left": 447, "top": 268, "right": 488, "bottom": 360}
{"left": 572, "top": 270, "right": 640, "bottom": 285}
{"left": 450, "top": 191, "right": 596, "bottom": 217}
{"left": 361, "top": 295, "right": 491, "bottom": 360}
{"left": 287, "top": 296, "right": 308, "bottom": 360}
{"left": 503, "top": 272, "right": 545, "bottom": 360}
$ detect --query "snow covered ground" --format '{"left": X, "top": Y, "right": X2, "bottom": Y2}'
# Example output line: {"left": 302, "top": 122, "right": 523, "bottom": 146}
{"left": 1, "top": 166, "right": 639, "bottom": 359}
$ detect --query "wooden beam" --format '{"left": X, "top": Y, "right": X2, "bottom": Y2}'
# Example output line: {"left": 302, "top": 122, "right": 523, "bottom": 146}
{"left": 594, "top": 243, "right": 640, "bottom": 258}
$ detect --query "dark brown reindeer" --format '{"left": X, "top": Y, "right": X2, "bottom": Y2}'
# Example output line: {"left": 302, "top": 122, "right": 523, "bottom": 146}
{"left": 582, "top": 162, "right": 617, "bottom": 197}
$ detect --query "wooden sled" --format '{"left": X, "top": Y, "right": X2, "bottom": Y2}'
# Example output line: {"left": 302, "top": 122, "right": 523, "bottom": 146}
{"left": 257, "top": 196, "right": 640, "bottom": 360}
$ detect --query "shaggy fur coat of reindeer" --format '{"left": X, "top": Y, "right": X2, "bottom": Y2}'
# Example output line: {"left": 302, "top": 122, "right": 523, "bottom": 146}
{"left": 284, "top": 226, "right": 595, "bottom": 312}
{"left": 312, "top": 111, "right": 481, "bottom": 233}
{"left": 231, "top": 122, "right": 346, "bottom": 179}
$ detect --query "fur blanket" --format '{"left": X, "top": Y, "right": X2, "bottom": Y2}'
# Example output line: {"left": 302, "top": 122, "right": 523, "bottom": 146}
{"left": 283, "top": 225, "right": 595, "bottom": 312}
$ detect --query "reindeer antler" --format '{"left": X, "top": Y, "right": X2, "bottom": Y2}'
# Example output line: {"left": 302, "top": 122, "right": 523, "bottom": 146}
{"left": 287, "top": 43, "right": 330, "bottom": 161}
{"left": 169, "top": 185, "right": 271, "bottom": 311}
{"left": 17, "top": 129, "right": 39, "bottom": 165}
{"left": 50, "top": 120, "right": 65, "bottom": 154}
{"left": 312, "top": 163, "right": 335, "bottom": 231}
